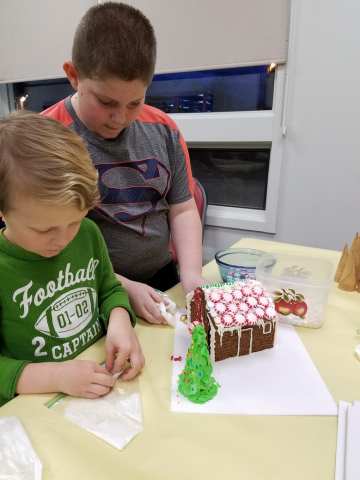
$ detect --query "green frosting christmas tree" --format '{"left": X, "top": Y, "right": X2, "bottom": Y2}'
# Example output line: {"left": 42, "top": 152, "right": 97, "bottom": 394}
{"left": 178, "top": 325, "right": 220, "bottom": 404}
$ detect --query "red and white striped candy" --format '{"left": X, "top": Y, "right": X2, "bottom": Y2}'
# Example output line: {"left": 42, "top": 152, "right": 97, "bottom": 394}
{"left": 234, "top": 313, "right": 246, "bottom": 326}
{"left": 238, "top": 302, "right": 249, "bottom": 314}
{"left": 226, "top": 303, "right": 238, "bottom": 314}
{"left": 246, "top": 312, "right": 258, "bottom": 325}
{"left": 241, "top": 286, "right": 252, "bottom": 297}
{"left": 222, "top": 292, "right": 233, "bottom": 303}
{"left": 252, "top": 285, "right": 263, "bottom": 297}
{"left": 246, "top": 297, "right": 258, "bottom": 308}
{"left": 264, "top": 307, "right": 277, "bottom": 320}
{"left": 221, "top": 314, "right": 234, "bottom": 326}
{"left": 209, "top": 291, "right": 222, "bottom": 303}
{"left": 214, "top": 303, "right": 226, "bottom": 315}
{"left": 254, "top": 308, "right": 265, "bottom": 319}
{"left": 258, "top": 296, "right": 269, "bottom": 308}
{"left": 232, "top": 289, "right": 243, "bottom": 301}
{"left": 188, "top": 321, "right": 202, "bottom": 334}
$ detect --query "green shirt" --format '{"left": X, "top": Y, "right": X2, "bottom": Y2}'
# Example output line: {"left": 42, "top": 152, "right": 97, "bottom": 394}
{"left": 0, "top": 218, "right": 136, "bottom": 407}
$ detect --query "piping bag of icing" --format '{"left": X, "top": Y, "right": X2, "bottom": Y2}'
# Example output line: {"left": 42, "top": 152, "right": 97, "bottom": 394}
{"left": 154, "top": 289, "right": 177, "bottom": 326}
{"left": 0, "top": 417, "right": 43, "bottom": 480}
{"left": 45, "top": 364, "right": 143, "bottom": 450}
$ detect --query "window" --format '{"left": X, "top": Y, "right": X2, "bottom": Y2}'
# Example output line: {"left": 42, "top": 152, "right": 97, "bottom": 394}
{"left": 146, "top": 66, "right": 274, "bottom": 113}
{"left": 10, "top": 79, "right": 74, "bottom": 113}
{"left": 189, "top": 148, "right": 270, "bottom": 210}
{"left": 3, "top": 64, "right": 284, "bottom": 234}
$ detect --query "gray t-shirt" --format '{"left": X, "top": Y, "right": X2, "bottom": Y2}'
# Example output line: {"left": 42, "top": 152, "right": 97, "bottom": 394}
{"left": 42, "top": 97, "right": 194, "bottom": 281}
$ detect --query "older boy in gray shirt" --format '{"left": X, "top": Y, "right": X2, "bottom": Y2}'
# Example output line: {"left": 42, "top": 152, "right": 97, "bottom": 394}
{"left": 43, "top": 2, "right": 208, "bottom": 324}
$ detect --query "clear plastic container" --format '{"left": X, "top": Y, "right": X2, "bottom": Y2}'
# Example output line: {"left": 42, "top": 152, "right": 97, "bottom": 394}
{"left": 256, "top": 253, "right": 334, "bottom": 328}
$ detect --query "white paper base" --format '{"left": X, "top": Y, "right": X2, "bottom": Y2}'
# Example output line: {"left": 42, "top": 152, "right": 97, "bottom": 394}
{"left": 345, "top": 404, "right": 360, "bottom": 480}
{"left": 171, "top": 310, "right": 338, "bottom": 416}
{"left": 335, "top": 401, "right": 351, "bottom": 480}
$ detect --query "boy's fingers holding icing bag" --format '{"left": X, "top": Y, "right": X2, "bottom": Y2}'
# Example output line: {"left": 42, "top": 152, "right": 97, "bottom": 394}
{"left": 112, "top": 349, "right": 128, "bottom": 376}
{"left": 122, "top": 350, "right": 145, "bottom": 381}
{"left": 150, "top": 289, "right": 169, "bottom": 306}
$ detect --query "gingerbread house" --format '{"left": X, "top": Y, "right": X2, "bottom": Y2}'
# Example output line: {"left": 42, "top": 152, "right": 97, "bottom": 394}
{"left": 186, "top": 281, "right": 278, "bottom": 363}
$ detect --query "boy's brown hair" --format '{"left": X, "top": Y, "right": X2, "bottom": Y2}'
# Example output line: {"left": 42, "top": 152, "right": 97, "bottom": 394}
{"left": 72, "top": 2, "right": 157, "bottom": 84}
{"left": 0, "top": 110, "right": 100, "bottom": 213}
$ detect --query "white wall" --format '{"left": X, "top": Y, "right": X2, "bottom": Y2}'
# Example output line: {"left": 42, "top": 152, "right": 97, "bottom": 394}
{"left": 203, "top": 0, "right": 360, "bottom": 264}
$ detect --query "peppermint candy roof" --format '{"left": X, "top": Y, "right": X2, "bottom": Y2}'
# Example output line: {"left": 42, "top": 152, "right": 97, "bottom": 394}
{"left": 186, "top": 279, "right": 278, "bottom": 329}
{"left": 202, "top": 280, "right": 277, "bottom": 327}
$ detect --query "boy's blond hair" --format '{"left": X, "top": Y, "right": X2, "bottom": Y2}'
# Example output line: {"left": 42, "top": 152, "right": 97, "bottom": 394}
{"left": 0, "top": 110, "right": 100, "bottom": 213}
{"left": 73, "top": 2, "right": 156, "bottom": 84}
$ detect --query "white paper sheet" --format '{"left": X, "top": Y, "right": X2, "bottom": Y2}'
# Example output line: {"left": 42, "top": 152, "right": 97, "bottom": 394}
{"left": 171, "top": 310, "right": 338, "bottom": 415}
{"left": 335, "top": 401, "right": 351, "bottom": 480}
{"left": 345, "top": 404, "right": 360, "bottom": 480}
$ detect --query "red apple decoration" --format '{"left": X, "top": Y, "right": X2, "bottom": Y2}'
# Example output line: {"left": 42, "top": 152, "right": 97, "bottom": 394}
{"left": 274, "top": 299, "right": 295, "bottom": 316}
{"left": 273, "top": 289, "right": 307, "bottom": 319}
{"left": 293, "top": 301, "right": 307, "bottom": 318}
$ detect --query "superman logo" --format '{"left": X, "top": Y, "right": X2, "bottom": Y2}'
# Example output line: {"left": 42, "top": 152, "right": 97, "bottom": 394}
{"left": 94, "top": 158, "right": 171, "bottom": 237}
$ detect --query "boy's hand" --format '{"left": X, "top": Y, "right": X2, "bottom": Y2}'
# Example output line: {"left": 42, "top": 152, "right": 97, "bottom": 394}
{"left": 180, "top": 272, "right": 210, "bottom": 296}
{"left": 58, "top": 360, "right": 116, "bottom": 399}
{"left": 105, "top": 307, "right": 145, "bottom": 381}
{"left": 118, "top": 277, "right": 169, "bottom": 325}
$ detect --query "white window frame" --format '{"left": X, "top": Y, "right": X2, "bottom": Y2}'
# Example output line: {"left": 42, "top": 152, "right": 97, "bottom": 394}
{"left": 0, "top": 84, "right": 11, "bottom": 118}
{"left": 168, "top": 65, "right": 285, "bottom": 234}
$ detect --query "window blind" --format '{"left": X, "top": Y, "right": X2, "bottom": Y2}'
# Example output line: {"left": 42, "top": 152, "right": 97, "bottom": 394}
{"left": 0, "top": 0, "right": 96, "bottom": 84}
{"left": 122, "top": 0, "right": 290, "bottom": 73}
{"left": 0, "top": 0, "right": 289, "bottom": 83}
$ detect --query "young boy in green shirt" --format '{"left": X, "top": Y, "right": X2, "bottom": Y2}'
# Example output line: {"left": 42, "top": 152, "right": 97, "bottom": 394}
{"left": 0, "top": 110, "right": 144, "bottom": 407}
{"left": 42, "top": 2, "right": 209, "bottom": 325}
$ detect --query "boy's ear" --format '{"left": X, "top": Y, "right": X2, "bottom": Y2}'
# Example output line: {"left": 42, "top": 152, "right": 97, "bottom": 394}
{"left": 63, "top": 61, "right": 79, "bottom": 91}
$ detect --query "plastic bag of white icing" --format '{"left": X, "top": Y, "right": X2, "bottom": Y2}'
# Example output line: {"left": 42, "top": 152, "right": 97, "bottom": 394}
{"left": 46, "top": 374, "right": 143, "bottom": 451}
{"left": 0, "top": 416, "right": 43, "bottom": 480}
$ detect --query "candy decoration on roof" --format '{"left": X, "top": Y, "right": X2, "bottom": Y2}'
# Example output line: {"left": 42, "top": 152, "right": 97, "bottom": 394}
{"left": 188, "top": 320, "right": 202, "bottom": 334}
{"left": 252, "top": 285, "right": 263, "bottom": 297}
{"left": 214, "top": 303, "right": 226, "bottom": 315}
{"left": 264, "top": 307, "right": 277, "bottom": 320}
{"left": 241, "top": 286, "right": 252, "bottom": 297}
{"left": 178, "top": 325, "right": 220, "bottom": 404}
{"left": 222, "top": 292, "right": 233, "bottom": 303}
{"left": 221, "top": 314, "right": 233, "bottom": 326}
{"left": 246, "top": 297, "right": 258, "bottom": 308}
{"left": 246, "top": 312, "right": 258, "bottom": 325}
{"left": 194, "top": 289, "right": 203, "bottom": 323}
{"left": 258, "top": 296, "right": 269, "bottom": 308}
{"left": 254, "top": 308, "right": 265, "bottom": 319}
{"left": 234, "top": 313, "right": 246, "bottom": 326}
{"left": 226, "top": 303, "right": 238, "bottom": 314}
{"left": 232, "top": 289, "right": 243, "bottom": 301}
{"left": 238, "top": 302, "right": 249, "bottom": 314}
{"left": 209, "top": 291, "right": 222, "bottom": 303}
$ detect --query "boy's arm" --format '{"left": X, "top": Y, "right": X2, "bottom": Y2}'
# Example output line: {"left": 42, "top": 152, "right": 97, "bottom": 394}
{"left": 95, "top": 227, "right": 144, "bottom": 377}
{"left": 115, "top": 274, "right": 169, "bottom": 325}
{"left": 0, "top": 354, "right": 115, "bottom": 403}
{"left": 16, "top": 361, "right": 115, "bottom": 398}
{"left": 167, "top": 197, "right": 210, "bottom": 295}
{"left": 0, "top": 355, "right": 31, "bottom": 405}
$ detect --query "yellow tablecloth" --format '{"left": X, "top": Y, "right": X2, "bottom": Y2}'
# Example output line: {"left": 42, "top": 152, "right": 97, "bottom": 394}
{"left": 1, "top": 238, "right": 359, "bottom": 480}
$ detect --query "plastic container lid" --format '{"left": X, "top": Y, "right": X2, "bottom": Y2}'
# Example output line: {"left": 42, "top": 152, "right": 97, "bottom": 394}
{"left": 256, "top": 253, "right": 334, "bottom": 289}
